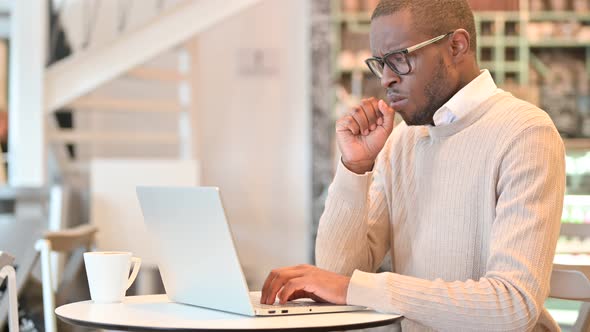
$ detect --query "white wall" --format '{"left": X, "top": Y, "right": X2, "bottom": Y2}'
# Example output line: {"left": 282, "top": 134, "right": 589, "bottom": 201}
{"left": 194, "top": 0, "right": 311, "bottom": 289}
{"left": 57, "top": 0, "right": 312, "bottom": 289}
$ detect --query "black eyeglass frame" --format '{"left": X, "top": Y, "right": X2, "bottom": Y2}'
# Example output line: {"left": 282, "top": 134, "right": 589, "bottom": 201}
{"left": 364, "top": 31, "right": 455, "bottom": 78}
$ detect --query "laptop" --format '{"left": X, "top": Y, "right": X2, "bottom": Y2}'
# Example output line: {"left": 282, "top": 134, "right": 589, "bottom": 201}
{"left": 136, "top": 186, "right": 366, "bottom": 316}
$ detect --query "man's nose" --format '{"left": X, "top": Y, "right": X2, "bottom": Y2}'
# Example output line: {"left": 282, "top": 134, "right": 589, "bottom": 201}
{"left": 381, "top": 65, "right": 401, "bottom": 89}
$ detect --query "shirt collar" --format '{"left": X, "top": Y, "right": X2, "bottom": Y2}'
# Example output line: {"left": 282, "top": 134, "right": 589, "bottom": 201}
{"left": 432, "top": 69, "right": 499, "bottom": 127}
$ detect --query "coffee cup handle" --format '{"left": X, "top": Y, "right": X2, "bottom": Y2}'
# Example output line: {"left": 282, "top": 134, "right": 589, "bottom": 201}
{"left": 125, "top": 257, "right": 142, "bottom": 291}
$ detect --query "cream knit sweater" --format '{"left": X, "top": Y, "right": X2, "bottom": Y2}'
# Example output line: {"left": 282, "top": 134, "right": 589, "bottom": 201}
{"left": 316, "top": 92, "right": 565, "bottom": 331}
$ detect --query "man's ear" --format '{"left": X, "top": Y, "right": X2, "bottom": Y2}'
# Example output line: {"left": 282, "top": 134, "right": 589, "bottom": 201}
{"left": 448, "top": 29, "right": 471, "bottom": 63}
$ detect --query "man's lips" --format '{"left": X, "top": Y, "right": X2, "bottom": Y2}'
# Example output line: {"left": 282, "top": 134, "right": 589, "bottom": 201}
{"left": 387, "top": 94, "right": 407, "bottom": 103}
{"left": 387, "top": 95, "right": 408, "bottom": 110}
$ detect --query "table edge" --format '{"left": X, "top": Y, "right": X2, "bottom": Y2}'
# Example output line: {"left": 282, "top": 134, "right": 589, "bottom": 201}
{"left": 56, "top": 312, "right": 402, "bottom": 332}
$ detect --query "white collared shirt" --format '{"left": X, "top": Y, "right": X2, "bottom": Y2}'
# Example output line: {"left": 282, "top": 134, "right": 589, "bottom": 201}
{"left": 432, "top": 70, "right": 503, "bottom": 126}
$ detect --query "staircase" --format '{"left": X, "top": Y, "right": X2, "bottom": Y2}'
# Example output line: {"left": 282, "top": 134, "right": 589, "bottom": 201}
{"left": 9, "top": 0, "right": 263, "bottom": 186}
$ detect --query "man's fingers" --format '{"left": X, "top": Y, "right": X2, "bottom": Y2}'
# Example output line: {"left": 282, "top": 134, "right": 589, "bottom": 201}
{"left": 264, "top": 269, "right": 305, "bottom": 305}
{"left": 351, "top": 106, "right": 370, "bottom": 136}
{"left": 378, "top": 99, "right": 396, "bottom": 131}
{"left": 261, "top": 265, "right": 349, "bottom": 306}
{"left": 261, "top": 267, "right": 294, "bottom": 303}
{"left": 260, "top": 269, "right": 280, "bottom": 304}
{"left": 277, "top": 278, "right": 306, "bottom": 304}
{"left": 336, "top": 97, "right": 389, "bottom": 137}
{"left": 336, "top": 115, "right": 361, "bottom": 136}
{"left": 360, "top": 98, "right": 379, "bottom": 131}
{"left": 287, "top": 289, "right": 309, "bottom": 301}
{"left": 371, "top": 98, "right": 385, "bottom": 127}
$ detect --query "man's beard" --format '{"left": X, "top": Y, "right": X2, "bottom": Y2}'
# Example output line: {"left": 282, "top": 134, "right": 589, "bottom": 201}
{"left": 406, "top": 56, "right": 453, "bottom": 126}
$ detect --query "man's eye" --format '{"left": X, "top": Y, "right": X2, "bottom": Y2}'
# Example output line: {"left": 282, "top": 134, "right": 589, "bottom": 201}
{"left": 387, "top": 54, "right": 405, "bottom": 64}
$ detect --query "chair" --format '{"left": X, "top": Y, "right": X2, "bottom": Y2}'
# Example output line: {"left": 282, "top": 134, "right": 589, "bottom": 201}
{"left": 0, "top": 252, "right": 16, "bottom": 332}
{"left": 35, "top": 224, "right": 97, "bottom": 332}
{"left": 0, "top": 187, "right": 50, "bottom": 331}
{"left": 0, "top": 185, "right": 81, "bottom": 332}
{"left": 550, "top": 223, "right": 590, "bottom": 332}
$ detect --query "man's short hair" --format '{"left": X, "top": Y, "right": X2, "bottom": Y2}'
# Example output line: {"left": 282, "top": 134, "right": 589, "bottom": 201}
{"left": 371, "top": 0, "right": 477, "bottom": 52}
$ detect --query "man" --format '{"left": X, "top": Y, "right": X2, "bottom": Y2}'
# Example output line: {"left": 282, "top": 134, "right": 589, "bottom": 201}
{"left": 261, "top": 0, "right": 565, "bottom": 330}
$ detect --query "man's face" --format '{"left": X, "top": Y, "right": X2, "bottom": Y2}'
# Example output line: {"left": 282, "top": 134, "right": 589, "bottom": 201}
{"left": 370, "top": 10, "right": 457, "bottom": 126}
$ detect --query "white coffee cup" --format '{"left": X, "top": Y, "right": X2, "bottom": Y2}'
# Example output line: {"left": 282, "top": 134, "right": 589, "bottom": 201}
{"left": 83, "top": 251, "right": 141, "bottom": 303}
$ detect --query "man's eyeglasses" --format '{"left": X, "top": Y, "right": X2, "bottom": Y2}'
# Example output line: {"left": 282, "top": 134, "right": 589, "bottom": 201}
{"left": 365, "top": 31, "right": 454, "bottom": 78}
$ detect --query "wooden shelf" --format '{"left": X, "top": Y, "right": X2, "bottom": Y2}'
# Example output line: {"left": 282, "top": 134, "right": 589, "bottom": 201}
{"left": 529, "top": 11, "right": 590, "bottom": 22}
{"left": 560, "top": 222, "right": 590, "bottom": 238}
{"left": 479, "top": 61, "right": 522, "bottom": 71}
{"left": 475, "top": 11, "right": 590, "bottom": 22}
{"left": 564, "top": 139, "right": 590, "bottom": 150}
{"left": 530, "top": 40, "right": 590, "bottom": 48}
{"left": 474, "top": 11, "right": 521, "bottom": 21}
{"left": 479, "top": 36, "right": 522, "bottom": 47}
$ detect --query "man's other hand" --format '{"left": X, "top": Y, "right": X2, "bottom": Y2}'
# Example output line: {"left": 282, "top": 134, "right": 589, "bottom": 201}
{"left": 336, "top": 98, "right": 396, "bottom": 174}
{"left": 260, "top": 264, "right": 351, "bottom": 305}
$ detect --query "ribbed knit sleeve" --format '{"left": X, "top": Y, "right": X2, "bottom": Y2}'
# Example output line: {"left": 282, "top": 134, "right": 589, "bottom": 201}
{"left": 315, "top": 156, "right": 392, "bottom": 275}
{"left": 344, "top": 124, "right": 565, "bottom": 331}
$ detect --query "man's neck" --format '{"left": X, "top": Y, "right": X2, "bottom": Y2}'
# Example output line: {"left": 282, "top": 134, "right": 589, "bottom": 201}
{"left": 457, "top": 65, "right": 481, "bottom": 91}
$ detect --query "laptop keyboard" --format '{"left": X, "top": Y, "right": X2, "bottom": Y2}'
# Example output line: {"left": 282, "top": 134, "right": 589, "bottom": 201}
{"left": 249, "top": 293, "right": 321, "bottom": 308}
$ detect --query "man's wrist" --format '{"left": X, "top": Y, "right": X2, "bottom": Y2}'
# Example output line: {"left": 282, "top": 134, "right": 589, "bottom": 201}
{"left": 342, "top": 159, "right": 375, "bottom": 174}
{"left": 341, "top": 275, "right": 351, "bottom": 305}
